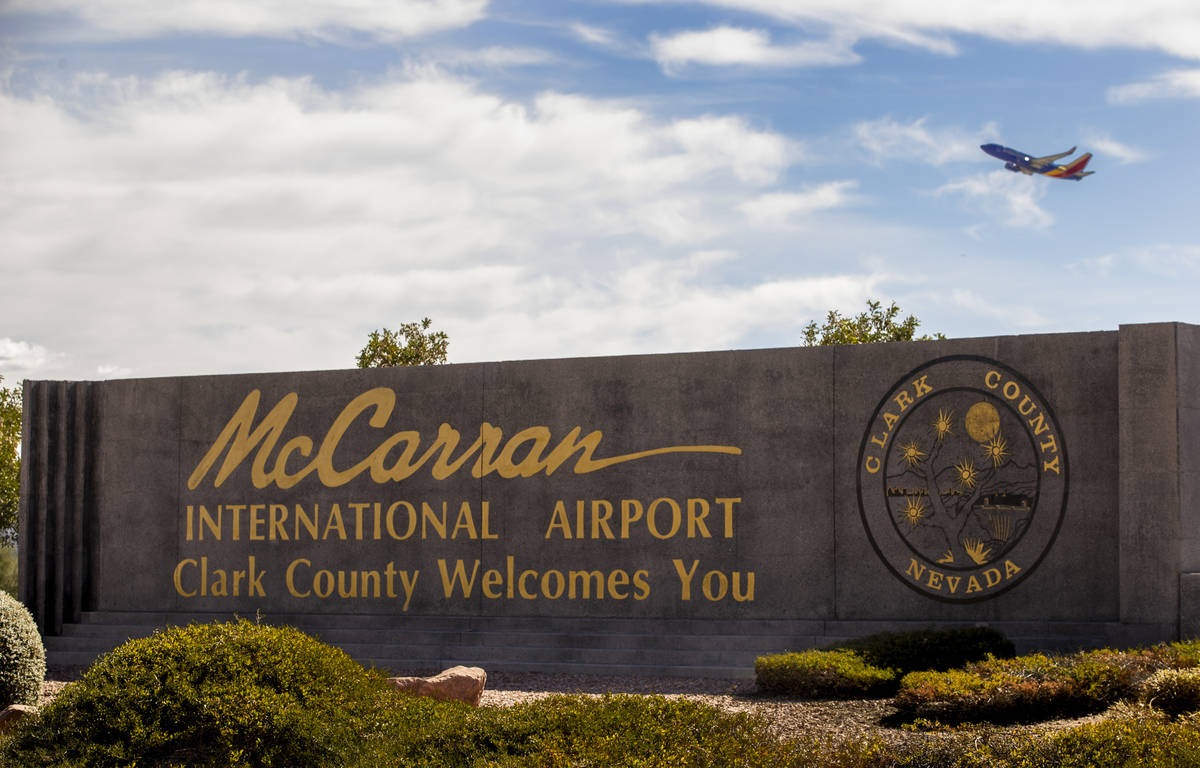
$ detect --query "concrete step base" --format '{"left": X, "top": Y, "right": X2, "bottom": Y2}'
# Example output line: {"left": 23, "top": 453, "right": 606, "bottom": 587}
{"left": 44, "top": 611, "right": 1165, "bottom": 679}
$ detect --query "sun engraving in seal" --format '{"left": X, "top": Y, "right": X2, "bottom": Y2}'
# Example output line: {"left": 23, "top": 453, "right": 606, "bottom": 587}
{"left": 856, "top": 355, "right": 1069, "bottom": 602}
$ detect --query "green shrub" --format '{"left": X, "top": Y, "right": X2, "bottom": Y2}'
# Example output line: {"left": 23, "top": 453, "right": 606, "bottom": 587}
{"left": 894, "top": 647, "right": 1177, "bottom": 724}
{"left": 755, "top": 649, "right": 895, "bottom": 698}
{"left": 1002, "top": 705, "right": 1200, "bottom": 768}
{"left": 832, "top": 626, "right": 1015, "bottom": 674}
{"left": 0, "top": 545, "right": 16, "bottom": 598}
{"left": 1140, "top": 668, "right": 1200, "bottom": 717}
{"left": 443, "top": 694, "right": 803, "bottom": 768}
{"left": 754, "top": 627, "right": 1013, "bottom": 700}
{"left": 0, "top": 589, "right": 44, "bottom": 708}
{"left": 1, "top": 619, "right": 411, "bottom": 767}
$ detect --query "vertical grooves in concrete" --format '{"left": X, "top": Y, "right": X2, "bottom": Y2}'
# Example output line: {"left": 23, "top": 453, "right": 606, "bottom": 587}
{"left": 18, "top": 380, "right": 95, "bottom": 636}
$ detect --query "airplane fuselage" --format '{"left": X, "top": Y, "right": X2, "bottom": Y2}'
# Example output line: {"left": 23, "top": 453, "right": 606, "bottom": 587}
{"left": 980, "top": 143, "right": 1094, "bottom": 181}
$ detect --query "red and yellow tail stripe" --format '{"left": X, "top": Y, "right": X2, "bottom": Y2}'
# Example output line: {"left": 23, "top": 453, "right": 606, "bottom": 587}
{"left": 1046, "top": 153, "right": 1092, "bottom": 177}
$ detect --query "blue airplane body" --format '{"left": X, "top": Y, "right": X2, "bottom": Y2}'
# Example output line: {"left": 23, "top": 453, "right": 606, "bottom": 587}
{"left": 980, "top": 144, "right": 1095, "bottom": 180}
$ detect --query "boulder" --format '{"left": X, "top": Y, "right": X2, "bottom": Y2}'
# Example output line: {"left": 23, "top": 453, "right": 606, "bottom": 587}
{"left": 388, "top": 665, "right": 487, "bottom": 706}
{"left": 0, "top": 704, "right": 37, "bottom": 734}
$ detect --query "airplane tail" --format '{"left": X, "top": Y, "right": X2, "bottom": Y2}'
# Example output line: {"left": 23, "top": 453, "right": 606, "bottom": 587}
{"left": 1051, "top": 152, "right": 1094, "bottom": 179}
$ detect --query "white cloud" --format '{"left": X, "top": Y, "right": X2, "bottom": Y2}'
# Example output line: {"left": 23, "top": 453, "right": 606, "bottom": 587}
{"left": 1107, "top": 69, "right": 1200, "bottom": 103}
{"left": 651, "top": 25, "right": 860, "bottom": 72}
{"left": 620, "top": 0, "right": 1200, "bottom": 60}
{"left": 0, "top": 338, "right": 58, "bottom": 382}
{"left": 434, "top": 46, "right": 555, "bottom": 69}
{"left": 852, "top": 116, "right": 997, "bottom": 165}
{"left": 738, "top": 181, "right": 859, "bottom": 226}
{"left": 1, "top": 0, "right": 488, "bottom": 41}
{"left": 949, "top": 289, "right": 1047, "bottom": 328}
{"left": 935, "top": 170, "right": 1053, "bottom": 230}
{"left": 570, "top": 22, "right": 618, "bottom": 47}
{"left": 1082, "top": 133, "right": 1148, "bottom": 164}
{"left": 0, "top": 68, "right": 832, "bottom": 377}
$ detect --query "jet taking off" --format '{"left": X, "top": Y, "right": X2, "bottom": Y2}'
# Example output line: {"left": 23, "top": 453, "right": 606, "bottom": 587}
{"left": 980, "top": 144, "right": 1095, "bottom": 180}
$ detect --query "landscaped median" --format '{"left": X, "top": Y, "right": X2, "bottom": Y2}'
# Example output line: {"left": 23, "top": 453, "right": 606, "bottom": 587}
{"left": 9, "top": 622, "right": 1200, "bottom": 766}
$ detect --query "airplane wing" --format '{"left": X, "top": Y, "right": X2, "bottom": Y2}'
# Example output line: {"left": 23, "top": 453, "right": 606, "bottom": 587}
{"left": 1028, "top": 147, "right": 1076, "bottom": 169}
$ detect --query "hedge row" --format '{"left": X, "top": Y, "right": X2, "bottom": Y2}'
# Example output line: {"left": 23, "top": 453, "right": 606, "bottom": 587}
{"left": 755, "top": 626, "right": 1014, "bottom": 698}
{"left": 894, "top": 640, "right": 1200, "bottom": 724}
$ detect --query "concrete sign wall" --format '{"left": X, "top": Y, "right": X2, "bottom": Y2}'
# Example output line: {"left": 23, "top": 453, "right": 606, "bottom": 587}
{"left": 19, "top": 322, "right": 1200, "bottom": 674}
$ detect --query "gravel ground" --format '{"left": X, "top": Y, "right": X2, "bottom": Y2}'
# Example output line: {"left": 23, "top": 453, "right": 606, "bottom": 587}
{"left": 41, "top": 667, "right": 1102, "bottom": 750}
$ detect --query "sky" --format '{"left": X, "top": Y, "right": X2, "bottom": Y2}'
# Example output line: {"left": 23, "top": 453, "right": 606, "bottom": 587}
{"left": 2, "top": 0, "right": 1199, "bottom": 384}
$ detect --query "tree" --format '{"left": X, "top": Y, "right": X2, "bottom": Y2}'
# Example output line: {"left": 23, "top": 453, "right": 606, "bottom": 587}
{"left": 0, "top": 377, "right": 20, "bottom": 548}
{"left": 356, "top": 318, "right": 449, "bottom": 368}
{"left": 802, "top": 299, "right": 944, "bottom": 346}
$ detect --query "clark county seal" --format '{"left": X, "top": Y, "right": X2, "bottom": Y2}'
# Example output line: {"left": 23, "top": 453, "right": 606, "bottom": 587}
{"left": 856, "top": 355, "right": 1068, "bottom": 603}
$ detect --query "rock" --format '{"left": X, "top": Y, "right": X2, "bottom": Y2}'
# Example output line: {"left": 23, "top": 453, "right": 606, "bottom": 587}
{"left": 0, "top": 704, "right": 37, "bottom": 734}
{"left": 388, "top": 665, "right": 487, "bottom": 706}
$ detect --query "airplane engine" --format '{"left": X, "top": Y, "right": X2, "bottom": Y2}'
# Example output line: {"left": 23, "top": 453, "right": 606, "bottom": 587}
{"left": 1004, "top": 162, "right": 1021, "bottom": 173}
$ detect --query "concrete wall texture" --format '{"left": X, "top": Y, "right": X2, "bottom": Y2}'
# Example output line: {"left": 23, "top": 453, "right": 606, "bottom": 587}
{"left": 18, "top": 322, "right": 1200, "bottom": 674}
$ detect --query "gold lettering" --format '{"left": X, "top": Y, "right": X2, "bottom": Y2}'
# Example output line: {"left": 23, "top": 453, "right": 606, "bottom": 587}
{"left": 686, "top": 498, "right": 711, "bottom": 538}
{"left": 702, "top": 570, "right": 728, "bottom": 601}
{"left": 905, "top": 558, "right": 926, "bottom": 582}
{"left": 592, "top": 500, "right": 616, "bottom": 539}
{"left": 189, "top": 389, "right": 741, "bottom": 490}
{"left": 732, "top": 571, "right": 754, "bottom": 602}
{"left": 187, "top": 391, "right": 310, "bottom": 489}
{"left": 286, "top": 558, "right": 310, "bottom": 597}
{"left": 570, "top": 570, "right": 605, "bottom": 599}
{"left": 173, "top": 559, "right": 197, "bottom": 597}
{"left": 620, "top": 500, "right": 643, "bottom": 538}
{"left": 647, "top": 498, "right": 681, "bottom": 539}
{"left": 249, "top": 504, "right": 266, "bottom": 541}
{"left": 322, "top": 504, "right": 347, "bottom": 540}
{"left": 269, "top": 504, "right": 288, "bottom": 540}
{"left": 717, "top": 497, "right": 740, "bottom": 538}
{"left": 926, "top": 569, "right": 944, "bottom": 590}
{"left": 673, "top": 558, "right": 700, "bottom": 600}
{"left": 451, "top": 502, "right": 479, "bottom": 539}
{"left": 387, "top": 501, "right": 416, "bottom": 540}
{"left": 912, "top": 375, "right": 932, "bottom": 398}
{"left": 437, "top": 559, "right": 480, "bottom": 598}
{"left": 295, "top": 503, "right": 318, "bottom": 539}
{"left": 545, "top": 501, "right": 572, "bottom": 539}
{"left": 633, "top": 570, "right": 650, "bottom": 600}
{"left": 608, "top": 570, "right": 629, "bottom": 600}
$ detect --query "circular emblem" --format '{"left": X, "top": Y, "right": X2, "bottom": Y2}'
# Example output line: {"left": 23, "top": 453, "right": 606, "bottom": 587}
{"left": 856, "top": 355, "right": 1068, "bottom": 602}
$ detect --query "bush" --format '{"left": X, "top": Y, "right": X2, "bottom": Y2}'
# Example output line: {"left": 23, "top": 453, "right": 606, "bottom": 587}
{"left": 755, "top": 627, "right": 1013, "bottom": 700}
{"left": 0, "top": 589, "right": 44, "bottom": 708}
{"left": 1140, "top": 668, "right": 1200, "bottom": 717}
{"left": 832, "top": 626, "right": 1014, "bottom": 674}
{"left": 1003, "top": 704, "right": 1200, "bottom": 767}
{"left": 755, "top": 649, "right": 895, "bottom": 698}
{"left": 443, "top": 694, "right": 803, "bottom": 768}
{"left": 1, "top": 619, "right": 411, "bottom": 767}
{"left": 894, "top": 646, "right": 1183, "bottom": 724}
{"left": 0, "top": 545, "right": 16, "bottom": 598}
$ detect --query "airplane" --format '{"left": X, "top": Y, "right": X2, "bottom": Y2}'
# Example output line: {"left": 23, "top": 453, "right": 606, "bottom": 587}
{"left": 980, "top": 144, "right": 1095, "bottom": 180}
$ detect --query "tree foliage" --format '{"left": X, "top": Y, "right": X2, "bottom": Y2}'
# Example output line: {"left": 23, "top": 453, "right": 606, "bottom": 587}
{"left": 0, "top": 377, "right": 20, "bottom": 548}
{"left": 802, "top": 299, "right": 944, "bottom": 346}
{"left": 355, "top": 318, "right": 449, "bottom": 368}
